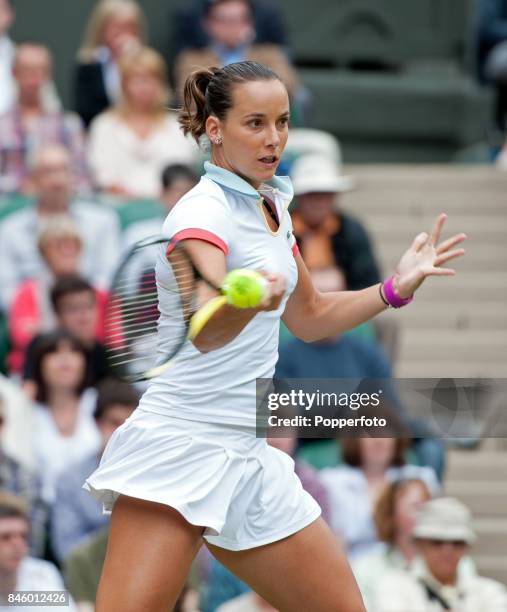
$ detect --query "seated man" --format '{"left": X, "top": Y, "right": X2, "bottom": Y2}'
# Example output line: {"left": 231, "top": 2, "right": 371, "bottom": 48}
{"left": 373, "top": 497, "right": 507, "bottom": 611}
{"left": 290, "top": 153, "right": 381, "bottom": 291}
{"left": 174, "top": 0, "right": 298, "bottom": 100}
{"left": 122, "top": 163, "right": 199, "bottom": 251}
{"left": 51, "top": 378, "right": 138, "bottom": 562}
{"left": 0, "top": 491, "right": 77, "bottom": 610}
{"left": 0, "top": 145, "right": 120, "bottom": 312}
{"left": 170, "top": 0, "right": 288, "bottom": 57}
{"left": 0, "top": 43, "right": 90, "bottom": 194}
{"left": 23, "top": 275, "right": 109, "bottom": 389}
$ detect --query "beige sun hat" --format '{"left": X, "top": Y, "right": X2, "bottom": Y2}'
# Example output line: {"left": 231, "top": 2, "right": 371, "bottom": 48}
{"left": 291, "top": 153, "right": 355, "bottom": 196}
{"left": 412, "top": 497, "right": 476, "bottom": 544}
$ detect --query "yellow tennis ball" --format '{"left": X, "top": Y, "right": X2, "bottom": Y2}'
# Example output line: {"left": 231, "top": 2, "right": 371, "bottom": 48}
{"left": 223, "top": 269, "right": 266, "bottom": 308}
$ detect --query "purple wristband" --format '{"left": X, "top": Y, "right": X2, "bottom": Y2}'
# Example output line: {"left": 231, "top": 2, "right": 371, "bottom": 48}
{"left": 382, "top": 275, "right": 414, "bottom": 308}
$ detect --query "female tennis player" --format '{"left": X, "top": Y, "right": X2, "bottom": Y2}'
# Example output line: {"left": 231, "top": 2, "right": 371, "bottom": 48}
{"left": 84, "top": 61, "right": 466, "bottom": 611}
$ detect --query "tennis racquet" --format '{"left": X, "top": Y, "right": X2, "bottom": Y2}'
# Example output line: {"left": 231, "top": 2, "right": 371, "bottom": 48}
{"left": 104, "top": 235, "right": 238, "bottom": 382}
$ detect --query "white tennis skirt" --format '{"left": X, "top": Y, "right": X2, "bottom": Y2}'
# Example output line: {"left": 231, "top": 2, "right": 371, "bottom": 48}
{"left": 83, "top": 408, "right": 321, "bottom": 551}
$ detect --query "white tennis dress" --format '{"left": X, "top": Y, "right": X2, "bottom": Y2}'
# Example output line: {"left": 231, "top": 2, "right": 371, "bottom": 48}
{"left": 84, "top": 162, "right": 321, "bottom": 550}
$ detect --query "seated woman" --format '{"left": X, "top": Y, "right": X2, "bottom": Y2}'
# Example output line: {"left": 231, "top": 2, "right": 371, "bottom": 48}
{"left": 87, "top": 46, "right": 197, "bottom": 199}
{"left": 29, "top": 330, "right": 101, "bottom": 504}
{"left": 7, "top": 216, "right": 106, "bottom": 375}
{"left": 351, "top": 478, "right": 431, "bottom": 608}
{"left": 318, "top": 438, "right": 439, "bottom": 560}
{"left": 74, "top": 0, "right": 146, "bottom": 127}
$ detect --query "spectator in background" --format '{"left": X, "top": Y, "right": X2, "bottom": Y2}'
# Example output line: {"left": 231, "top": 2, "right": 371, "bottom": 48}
{"left": 0, "top": 397, "right": 47, "bottom": 558}
{"left": 351, "top": 478, "right": 432, "bottom": 608}
{"left": 51, "top": 379, "right": 138, "bottom": 562}
{"left": 291, "top": 153, "right": 381, "bottom": 291}
{"left": 170, "top": 0, "right": 288, "bottom": 58}
{"left": 318, "top": 438, "right": 439, "bottom": 560}
{"left": 174, "top": 0, "right": 298, "bottom": 100}
{"left": 29, "top": 331, "right": 101, "bottom": 504}
{"left": 122, "top": 163, "right": 199, "bottom": 250}
{"left": 0, "top": 44, "right": 90, "bottom": 194}
{"left": 159, "top": 163, "right": 199, "bottom": 209}
{"left": 7, "top": 216, "right": 107, "bottom": 375}
{"left": 23, "top": 276, "right": 109, "bottom": 391}
{"left": 0, "top": 0, "right": 15, "bottom": 115}
{"left": 87, "top": 47, "right": 197, "bottom": 199}
{"left": 373, "top": 497, "right": 507, "bottom": 611}
{"left": 0, "top": 492, "right": 77, "bottom": 610}
{"left": 75, "top": 0, "right": 146, "bottom": 127}
{"left": 0, "top": 145, "right": 121, "bottom": 312}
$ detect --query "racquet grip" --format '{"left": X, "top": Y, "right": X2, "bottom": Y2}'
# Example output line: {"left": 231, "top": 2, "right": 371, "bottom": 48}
{"left": 188, "top": 296, "right": 228, "bottom": 340}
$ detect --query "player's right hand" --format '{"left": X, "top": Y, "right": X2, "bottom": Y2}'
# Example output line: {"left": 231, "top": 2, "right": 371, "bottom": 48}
{"left": 258, "top": 272, "right": 287, "bottom": 311}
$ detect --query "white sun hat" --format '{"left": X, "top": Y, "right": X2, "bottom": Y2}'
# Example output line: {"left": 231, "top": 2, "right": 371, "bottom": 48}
{"left": 291, "top": 153, "right": 355, "bottom": 196}
{"left": 412, "top": 497, "right": 476, "bottom": 544}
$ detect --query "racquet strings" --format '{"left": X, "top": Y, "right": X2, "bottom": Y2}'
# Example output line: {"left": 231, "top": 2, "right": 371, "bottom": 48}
{"left": 104, "top": 239, "right": 203, "bottom": 381}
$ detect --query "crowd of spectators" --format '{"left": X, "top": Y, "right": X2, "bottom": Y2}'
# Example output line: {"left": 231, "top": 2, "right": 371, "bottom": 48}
{"left": 0, "top": 0, "right": 506, "bottom": 610}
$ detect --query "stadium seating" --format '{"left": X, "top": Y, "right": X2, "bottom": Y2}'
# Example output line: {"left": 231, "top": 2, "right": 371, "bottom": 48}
{"left": 277, "top": 0, "right": 491, "bottom": 161}
{"left": 348, "top": 163, "right": 507, "bottom": 583}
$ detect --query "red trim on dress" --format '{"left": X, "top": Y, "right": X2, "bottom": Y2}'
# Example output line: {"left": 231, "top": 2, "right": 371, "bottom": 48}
{"left": 166, "top": 229, "right": 228, "bottom": 256}
{"left": 292, "top": 242, "right": 299, "bottom": 257}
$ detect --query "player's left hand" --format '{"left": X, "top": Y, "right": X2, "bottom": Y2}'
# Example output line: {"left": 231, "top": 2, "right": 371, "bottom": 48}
{"left": 392, "top": 213, "right": 467, "bottom": 298}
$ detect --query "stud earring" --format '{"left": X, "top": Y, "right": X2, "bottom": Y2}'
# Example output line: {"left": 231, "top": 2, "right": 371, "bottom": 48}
{"left": 215, "top": 136, "right": 223, "bottom": 145}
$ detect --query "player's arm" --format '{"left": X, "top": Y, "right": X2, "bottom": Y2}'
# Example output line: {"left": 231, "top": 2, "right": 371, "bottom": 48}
{"left": 282, "top": 252, "right": 387, "bottom": 342}
{"left": 181, "top": 239, "right": 285, "bottom": 352}
{"left": 283, "top": 214, "right": 466, "bottom": 342}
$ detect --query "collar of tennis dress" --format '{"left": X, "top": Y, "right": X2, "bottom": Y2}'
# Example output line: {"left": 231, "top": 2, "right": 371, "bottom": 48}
{"left": 204, "top": 161, "right": 294, "bottom": 202}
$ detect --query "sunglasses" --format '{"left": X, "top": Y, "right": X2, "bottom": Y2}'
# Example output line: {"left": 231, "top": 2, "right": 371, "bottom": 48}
{"left": 427, "top": 539, "right": 467, "bottom": 548}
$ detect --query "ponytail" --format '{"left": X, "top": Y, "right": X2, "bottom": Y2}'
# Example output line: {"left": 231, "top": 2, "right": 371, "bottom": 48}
{"left": 178, "top": 67, "right": 220, "bottom": 143}
{"left": 178, "top": 61, "right": 282, "bottom": 145}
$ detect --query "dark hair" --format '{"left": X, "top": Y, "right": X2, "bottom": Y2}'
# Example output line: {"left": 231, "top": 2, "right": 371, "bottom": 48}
{"left": 204, "top": 0, "right": 252, "bottom": 17}
{"left": 161, "top": 164, "right": 198, "bottom": 191}
{"left": 31, "top": 330, "right": 88, "bottom": 404}
{"left": 93, "top": 378, "right": 140, "bottom": 421}
{"left": 179, "top": 61, "right": 282, "bottom": 143}
{"left": 0, "top": 492, "right": 28, "bottom": 522}
{"left": 341, "top": 437, "right": 409, "bottom": 468}
{"left": 50, "top": 275, "right": 95, "bottom": 315}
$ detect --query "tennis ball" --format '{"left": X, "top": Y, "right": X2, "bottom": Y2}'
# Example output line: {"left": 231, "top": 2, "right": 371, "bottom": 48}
{"left": 223, "top": 269, "right": 266, "bottom": 309}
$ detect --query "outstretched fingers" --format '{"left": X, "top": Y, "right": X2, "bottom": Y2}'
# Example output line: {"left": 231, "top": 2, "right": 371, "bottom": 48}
{"left": 429, "top": 213, "right": 447, "bottom": 246}
{"left": 436, "top": 232, "right": 467, "bottom": 255}
{"left": 427, "top": 267, "right": 456, "bottom": 276}
{"left": 434, "top": 248, "right": 466, "bottom": 267}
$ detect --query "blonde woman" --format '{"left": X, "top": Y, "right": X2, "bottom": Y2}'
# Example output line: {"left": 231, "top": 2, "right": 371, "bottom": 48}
{"left": 87, "top": 47, "right": 196, "bottom": 199}
{"left": 74, "top": 0, "right": 146, "bottom": 127}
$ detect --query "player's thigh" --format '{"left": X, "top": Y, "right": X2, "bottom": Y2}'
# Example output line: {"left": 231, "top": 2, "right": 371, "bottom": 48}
{"left": 206, "top": 517, "right": 365, "bottom": 612}
{"left": 96, "top": 494, "right": 204, "bottom": 612}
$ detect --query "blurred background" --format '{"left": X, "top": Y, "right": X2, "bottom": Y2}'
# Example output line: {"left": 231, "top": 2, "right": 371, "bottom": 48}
{"left": 1, "top": 1, "right": 507, "bottom": 610}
